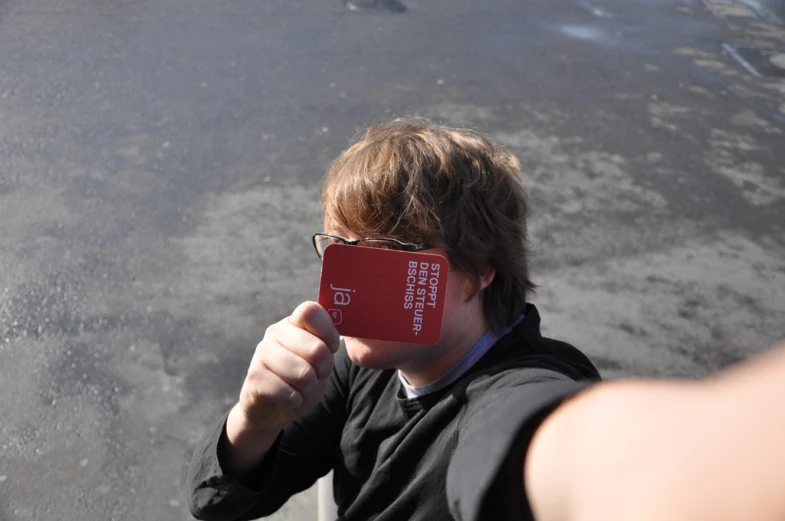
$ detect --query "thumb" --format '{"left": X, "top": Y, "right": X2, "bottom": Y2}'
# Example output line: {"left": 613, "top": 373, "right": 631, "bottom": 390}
{"left": 289, "top": 301, "right": 341, "bottom": 354}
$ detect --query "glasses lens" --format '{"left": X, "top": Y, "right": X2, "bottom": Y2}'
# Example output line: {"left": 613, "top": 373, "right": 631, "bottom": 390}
{"left": 315, "top": 235, "right": 342, "bottom": 257}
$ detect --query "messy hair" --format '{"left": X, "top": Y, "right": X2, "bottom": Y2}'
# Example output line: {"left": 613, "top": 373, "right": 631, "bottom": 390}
{"left": 321, "top": 117, "right": 535, "bottom": 331}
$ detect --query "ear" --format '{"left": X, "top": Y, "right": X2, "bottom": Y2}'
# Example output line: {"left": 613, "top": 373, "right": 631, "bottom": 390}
{"left": 464, "top": 266, "right": 496, "bottom": 298}
{"left": 478, "top": 266, "right": 496, "bottom": 291}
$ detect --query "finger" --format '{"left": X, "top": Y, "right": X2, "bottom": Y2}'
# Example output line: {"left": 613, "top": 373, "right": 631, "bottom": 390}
{"left": 294, "top": 378, "right": 328, "bottom": 416}
{"left": 276, "top": 322, "right": 334, "bottom": 380}
{"left": 262, "top": 341, "right": 320, "bottom": 397}
{"left": 289, "top": 301, "right": 341, "bottom": 354}
{"left": 246, "top": 362, "right": 303, "bottom": 410}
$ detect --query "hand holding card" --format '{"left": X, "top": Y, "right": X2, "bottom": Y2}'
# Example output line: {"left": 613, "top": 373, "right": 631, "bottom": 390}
{"left": 317, "top": 244, "right": 449, "bottom": 345}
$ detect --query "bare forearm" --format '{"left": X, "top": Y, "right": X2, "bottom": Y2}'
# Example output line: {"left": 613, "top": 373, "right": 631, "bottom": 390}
{"left": 220, "top": 404, "right": 284, "bottom": 477}
{"left": 526, "top": 341, "right": 785, "bottom": 521}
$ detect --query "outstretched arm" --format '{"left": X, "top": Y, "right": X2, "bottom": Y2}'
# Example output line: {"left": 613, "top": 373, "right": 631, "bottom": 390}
{"left": 526, "top": 341, "right": 785, "bottom": 521}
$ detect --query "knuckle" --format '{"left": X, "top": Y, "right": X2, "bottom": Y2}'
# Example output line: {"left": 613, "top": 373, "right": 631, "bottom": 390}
{"left": 264, "top": 322, "right": 281, "bottom": 339}
{"left": 309, "top": 343, "right": 334, "bottom": 379}
{"left": 307, "top": 340, "right": 329, "bottom": 361}
{"left": 245, "top": 364, "right": 268, "bottom": 384}
{"left": 253, "top": 375, "right": 302, "bottom": 410}
{"left": 289, "top": 387, "right": 304, "bottom": 405}
{"left": 295, "top": 363, "right": 317, "bottom": 385}
{"left": 255, "top": 336, "right": 270, "bottom": 355}
{"left": 280, "top": 386, "right": 303, "bottom": 408}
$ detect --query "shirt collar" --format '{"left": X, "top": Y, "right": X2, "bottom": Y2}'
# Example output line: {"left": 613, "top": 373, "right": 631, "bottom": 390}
{"left": 399, "top": 314, "right": 525, "bottom": 399}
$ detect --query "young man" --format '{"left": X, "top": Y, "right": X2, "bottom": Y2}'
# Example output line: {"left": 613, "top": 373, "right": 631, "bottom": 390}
{"left": 186, "top": 119, "right": 785, "bottom": 521}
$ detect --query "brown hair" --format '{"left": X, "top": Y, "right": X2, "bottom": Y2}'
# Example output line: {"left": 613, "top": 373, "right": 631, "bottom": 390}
{"left": 320, "top": 117, "right": 535, "bottom": 331}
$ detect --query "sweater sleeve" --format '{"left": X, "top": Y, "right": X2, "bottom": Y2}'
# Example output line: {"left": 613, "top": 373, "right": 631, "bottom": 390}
{"left": 447, "top": 369, "right": 596, "bottom": 521}
{"left": 185, "top": 345, "right": 352, "bottom": 521}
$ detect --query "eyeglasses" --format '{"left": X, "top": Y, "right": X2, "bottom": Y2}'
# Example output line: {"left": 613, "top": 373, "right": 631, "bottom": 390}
{"left": 312, "top": 233, "right": 431, "bottom": 259}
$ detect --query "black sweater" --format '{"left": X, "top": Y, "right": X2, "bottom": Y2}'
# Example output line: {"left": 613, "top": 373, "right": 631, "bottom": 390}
{"left": 186, "top": 304, "right": 600, "bottom": 521}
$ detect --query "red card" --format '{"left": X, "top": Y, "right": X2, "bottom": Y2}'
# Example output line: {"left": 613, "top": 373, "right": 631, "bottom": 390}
{"left": 317, "top": 244, "right": 449, "bottom": 345}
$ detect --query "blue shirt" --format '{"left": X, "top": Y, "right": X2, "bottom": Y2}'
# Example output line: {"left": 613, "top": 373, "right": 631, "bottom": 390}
{"left": 399, "top": 315, "right": 526, "bottom": 398}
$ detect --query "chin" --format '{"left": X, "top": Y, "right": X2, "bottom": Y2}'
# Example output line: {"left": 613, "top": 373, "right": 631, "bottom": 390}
{"left": 343, "top": 337, "right": 415, "bottom": 369}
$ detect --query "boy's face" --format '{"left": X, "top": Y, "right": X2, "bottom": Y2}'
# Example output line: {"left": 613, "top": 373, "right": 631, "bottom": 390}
{"left": 324, "top": 227, "right": 487, "bottom": 372}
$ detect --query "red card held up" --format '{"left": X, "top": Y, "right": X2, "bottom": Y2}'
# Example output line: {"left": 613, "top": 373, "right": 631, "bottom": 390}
{"left": 317, "top": 244, "right": 449, "bottom": 345}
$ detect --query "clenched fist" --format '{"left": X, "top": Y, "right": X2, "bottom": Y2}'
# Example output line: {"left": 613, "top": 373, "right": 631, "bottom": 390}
{"left": 236, "top": 301, "right": 341, "bottom": 432}
{"left": 220, "top": 302, "right": 340, "bottom": 476}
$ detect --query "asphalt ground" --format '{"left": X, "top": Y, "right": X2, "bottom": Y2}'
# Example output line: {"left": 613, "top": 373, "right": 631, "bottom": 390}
{"left": 1, "top": 0, "right": 784, "bottom": 519}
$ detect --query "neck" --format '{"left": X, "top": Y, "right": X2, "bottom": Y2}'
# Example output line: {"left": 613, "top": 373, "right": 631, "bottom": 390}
{"left": 398, "top": 310, "right": 490, "bottom": 387}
